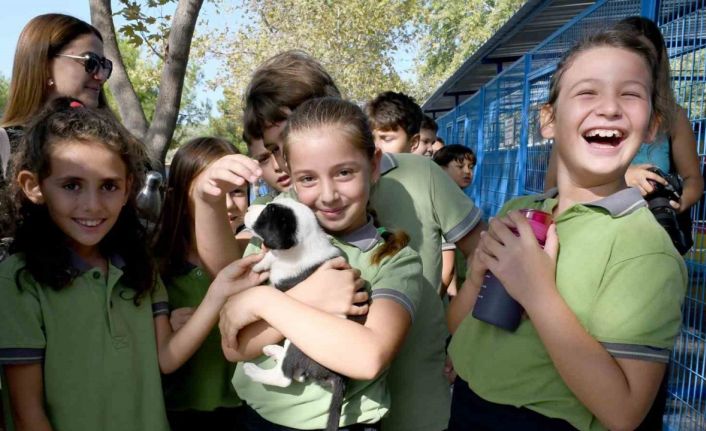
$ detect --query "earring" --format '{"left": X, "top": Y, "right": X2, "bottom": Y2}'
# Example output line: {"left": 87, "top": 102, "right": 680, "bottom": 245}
{"left": 48, "top": 78, "right": 54, "bottom": 87}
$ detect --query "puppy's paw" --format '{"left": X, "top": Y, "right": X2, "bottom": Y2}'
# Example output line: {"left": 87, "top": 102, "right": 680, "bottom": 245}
{"left": 243, "top": 362, "right": 292, "bottom": 387}
{"left": 262, "top": 344, "right": 287, "bottom": 361}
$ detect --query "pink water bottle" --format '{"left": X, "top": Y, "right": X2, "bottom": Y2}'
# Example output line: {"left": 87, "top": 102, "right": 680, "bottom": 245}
{"left": 472, "top": 209, "right": 553, "bottom": 331}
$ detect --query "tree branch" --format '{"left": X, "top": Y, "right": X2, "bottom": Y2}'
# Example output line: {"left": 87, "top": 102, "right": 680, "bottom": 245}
{"left": 89, "top": 0, "right": 149, "bottom": 140}
{"left": 145, "top": 0, "right": 205, "bottom": 171}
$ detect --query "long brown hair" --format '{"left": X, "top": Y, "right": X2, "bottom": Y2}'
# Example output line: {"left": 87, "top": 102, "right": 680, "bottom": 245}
{"left": 153, "top": 137, "right": 239, "bottom": 279}
{"left": 1, "top": 14, "right": 108, "bottom": 128}
{"left": 283, "top": 97, "right": 409, "bottom": 264}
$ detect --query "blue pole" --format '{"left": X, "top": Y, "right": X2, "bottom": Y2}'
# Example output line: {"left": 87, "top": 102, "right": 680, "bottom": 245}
{"left": 641, "top": 0, "right": 659, "bottom": 21}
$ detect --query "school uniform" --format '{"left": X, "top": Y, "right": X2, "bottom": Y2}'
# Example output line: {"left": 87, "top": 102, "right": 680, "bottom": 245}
{"left": 0, "top": 253, "right": 170, "bottom": 431}
{"left": 163, "top": 264, "right": 243, "bottom": 429}
{"left": 448, "top": 188, "right": 687, "bottom": 431}
{"left": 236, "top": 220, "right": 424, "bottom": 430}
{"left": 370, "top": 153, "right": 481, "bottom": 431}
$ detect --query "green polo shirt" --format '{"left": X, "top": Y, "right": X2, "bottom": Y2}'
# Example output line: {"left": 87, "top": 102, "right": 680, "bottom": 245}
{"left": 449, "top": 188, "right": 687, "bottom": 431}
{"left": 0, "top": 253, "right": 170, "bottom": 431}
{"left": 371, "top": 153, "right": 481, "bottom": 431}
{"left": 235, "top": 220, "right": 424, "bottom": 429}
{"left": 162, "top": 265, "right": 241, "bottom": 412}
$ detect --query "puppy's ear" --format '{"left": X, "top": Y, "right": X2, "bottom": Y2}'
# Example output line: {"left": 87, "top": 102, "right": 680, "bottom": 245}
{"left": 253, "top": 203, "right": 298, "bottom": 250}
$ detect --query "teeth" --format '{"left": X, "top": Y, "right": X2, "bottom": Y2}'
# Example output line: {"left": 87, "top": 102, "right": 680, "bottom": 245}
{"left": 585, "top": 129, "right": 623, "bottom": 138}
{"left": 76, "top": 219, "right": 101, "bottom": 227}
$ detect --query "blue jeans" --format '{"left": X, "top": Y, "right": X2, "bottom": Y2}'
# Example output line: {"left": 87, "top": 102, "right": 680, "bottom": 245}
{"left": 448, "top": 377, "right": 577, "bottom": 430}
{"left": 241, "top": 405, "right": 380, "bottom": 431}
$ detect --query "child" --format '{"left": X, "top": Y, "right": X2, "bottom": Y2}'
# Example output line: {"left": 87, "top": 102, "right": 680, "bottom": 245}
{"left": 447, "top": 30, "right": 687, "bottom": 431}
{"left": 431, "top": 136, "right": 445, "bottom": 156}
{"left": 243, "top": 131, "right": 291, "bottom": 204}
{"left": 0, "top": 98, "right": 267, "bottom": 431}
{"left": 153, "top": 137, "right": 249, "bottom": 430}
{"left": 194, "top": 50, "right": 484, "bottom": 431}
{"left": 365, "top": 91, "right": 423, "bottom": 154}
{"left": 433, "top": 144, "right": 478, "bottom": 296}
{"left": 218, "top": 97, "right": 424, "bottom": 430}
{"left": 433, "top": 144, "right": 477, "bottom": 189}
{"left": 416, "top": 115, "right": 438, "bottom": 157}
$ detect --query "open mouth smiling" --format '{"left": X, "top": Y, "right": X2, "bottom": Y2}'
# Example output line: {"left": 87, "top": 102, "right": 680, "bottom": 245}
{"left": 582, "top": 128, "right": 625, "bottom": 147}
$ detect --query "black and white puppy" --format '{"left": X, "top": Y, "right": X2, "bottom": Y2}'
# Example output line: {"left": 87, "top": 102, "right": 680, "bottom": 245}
{"left": 244, "top": 197, "right": 349, "bottom": 431}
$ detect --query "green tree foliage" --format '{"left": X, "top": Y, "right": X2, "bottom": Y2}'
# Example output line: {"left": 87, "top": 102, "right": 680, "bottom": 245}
{"left": 416, "top": 0, "right": 526, "bottom": 99}
{"left": 210, "top": 0, "right": 422, "bottom": 141}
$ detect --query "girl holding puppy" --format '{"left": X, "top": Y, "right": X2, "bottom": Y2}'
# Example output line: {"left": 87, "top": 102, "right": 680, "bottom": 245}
{"left": 0, "top": 99, "right": 266, "bottom": 431}
{"left": 446, "top": 30, "right": 687, "bottom": 431}
{"left": 196, "top": 97, "right": 428, "bottom": 430}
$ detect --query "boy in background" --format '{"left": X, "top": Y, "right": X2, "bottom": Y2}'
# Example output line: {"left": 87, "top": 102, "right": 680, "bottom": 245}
{"left": 416, "top": 114, "right": 438, "bottom": 157}
{"left": 365, "top": 91, "right": 423, "bottom": 154}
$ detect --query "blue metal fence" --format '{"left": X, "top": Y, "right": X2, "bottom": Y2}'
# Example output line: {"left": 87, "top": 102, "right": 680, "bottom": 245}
{"left": 435, "top": 0, "right": 706, "bottom": 428}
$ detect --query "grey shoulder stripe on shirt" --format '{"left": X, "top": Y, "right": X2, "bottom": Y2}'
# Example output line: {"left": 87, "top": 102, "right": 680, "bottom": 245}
{"left": 152, "top": 301, "right": 170, "bottom": 316}
{"left": 371, "top": 288, "right": 416, "bottom": 321}
{"left": 601, "top": 342, "right": 671, "bottom": 363}
{"left": 445, "top": 206, "right": 483, "bottom": 244}
{"left": 0, "top": 347, "right": 45, "bottom": 364}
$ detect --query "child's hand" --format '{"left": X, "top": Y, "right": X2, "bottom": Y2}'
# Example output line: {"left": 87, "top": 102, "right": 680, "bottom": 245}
{"left": 191, "top": 154, "right": 262, "bottom": 204}
{"left": 443, "top": 356, "right": 457, "bottom": 384}
{"left": 209, "top": 253, "right": 270, "bottom": 302}
{"left": 219, "top": 286, "right": 271, "bottom": 349}
{"left": 169, "top": 307, "right": 195, "bottom": 332}
{"left": 476, "top": 211, "right": 559, "bottom": 310}
{"left": 289, "top": 256, "right": 368, "bottom": 317}
{"left": 625, "top": 164, "right": 667, "bottom": 196}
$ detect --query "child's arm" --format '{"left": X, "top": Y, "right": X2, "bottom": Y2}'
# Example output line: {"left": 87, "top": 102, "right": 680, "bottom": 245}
{"left": 221, "top": 286, "right": 410, "bottom": 380}
{"left": 220, "top": 257, "right": 368, "bottom": 362}
{"left": 4, "top": 364, "right": 53, "bottom": 431}
{"left": 479, "top": 212, "right": 673, "bottom": 430}
{"left": 154, "top": 253, "right": 268, "bottom": 374}
{"left": 669, "top": 107, "right": 703, "bottom": 212}
{"left": 447, "top": 246, "right": 486, "bottom": 333}
{"left": 439, "top": 248, "right": 455, "bottom": 298}
{"left": 191, "top": 154, "right": 262, "bottom": 276}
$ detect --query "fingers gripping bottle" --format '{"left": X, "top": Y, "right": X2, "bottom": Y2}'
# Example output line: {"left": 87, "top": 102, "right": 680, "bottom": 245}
{"left": 472, "top": 209, "right": 553, "bottom": 331}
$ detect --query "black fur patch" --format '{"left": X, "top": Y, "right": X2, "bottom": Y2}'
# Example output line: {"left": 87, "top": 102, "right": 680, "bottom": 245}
{"left": 282, "top": 344, "right": 347, "bottom": 431}
{"left": 252, "top": 204, "right": 298, "bottom": 250}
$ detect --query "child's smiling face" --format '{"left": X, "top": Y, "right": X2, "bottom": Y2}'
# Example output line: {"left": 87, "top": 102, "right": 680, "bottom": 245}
{"left": 542, "top": 46, "right": 656, "bottom": 189}
{"left": 288, "top": 125, "right": 379, "bottom": 236}
{"left": 32, "top": 139, "right": 130, "bottom": 260}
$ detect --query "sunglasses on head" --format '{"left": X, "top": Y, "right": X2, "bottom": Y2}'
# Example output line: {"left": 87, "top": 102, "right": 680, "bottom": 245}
{"left": 56, "top": 52, "right": 113, "bottom": 79}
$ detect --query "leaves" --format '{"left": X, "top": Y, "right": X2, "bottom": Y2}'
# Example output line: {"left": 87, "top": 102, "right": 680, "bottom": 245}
{"left": 414, "top": 0, "right": 526, "bottom": 98}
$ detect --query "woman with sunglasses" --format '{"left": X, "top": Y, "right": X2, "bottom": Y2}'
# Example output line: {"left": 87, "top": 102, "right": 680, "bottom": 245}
{"left": 1, "top": 13, "right": 113, "bottom": 238}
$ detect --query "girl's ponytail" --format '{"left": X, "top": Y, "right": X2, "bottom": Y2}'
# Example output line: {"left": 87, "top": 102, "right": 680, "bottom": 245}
{"left": 371, "top": 229, "right": 410, "bottom": 266}
{"left": 368, "top": 206, "right": 409, "bottom": 265}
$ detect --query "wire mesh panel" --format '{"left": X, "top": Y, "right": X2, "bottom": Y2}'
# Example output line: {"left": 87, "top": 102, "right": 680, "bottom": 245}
{"left": 524, "top": 73, "right": 553, "bottom": 193}
{"left": 658, "top": 1, "right": 706, "bottom": 428}
{"left": 476, "top": 59, "right": 527, "bottom": 216}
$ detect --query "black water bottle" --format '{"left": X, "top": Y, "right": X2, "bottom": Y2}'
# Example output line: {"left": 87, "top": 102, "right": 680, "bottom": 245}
{"left": 472, "top": 209, "right": 553, "bottom": 331}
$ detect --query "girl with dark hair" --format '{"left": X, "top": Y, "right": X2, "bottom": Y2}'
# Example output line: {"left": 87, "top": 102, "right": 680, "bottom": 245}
{"left": 154, "top": 137, "right": 249, "bottom": 430}
{"left": 0, "top": 99, "right": 266, "bottom": 431}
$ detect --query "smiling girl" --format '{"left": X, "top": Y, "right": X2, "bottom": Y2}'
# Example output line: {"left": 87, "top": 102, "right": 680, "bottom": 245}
{"left": 0, "top": 99, "right": 266, "bottom": 431}
{"left": 214, "top": 98, "right": 426, "bottom": 431}
{"left": 446, "top": 30, "right": 687, "bottom": 431}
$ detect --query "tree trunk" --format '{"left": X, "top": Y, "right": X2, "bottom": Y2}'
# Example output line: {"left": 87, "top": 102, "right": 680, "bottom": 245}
{"left": 89, "top": 0, "right": 149, "bottom": 140}
{"left": 145, "top": 0, "right": 205, "bottom": 171}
